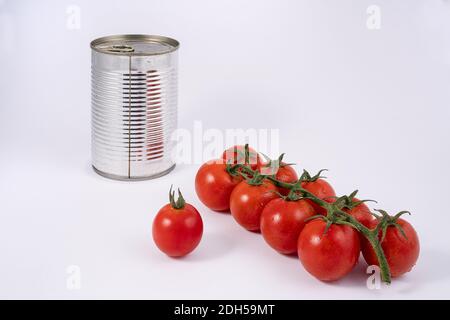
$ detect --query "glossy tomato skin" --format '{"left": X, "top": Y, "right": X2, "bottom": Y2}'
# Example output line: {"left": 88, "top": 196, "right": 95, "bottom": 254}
{"left": 222, "top": 145, "right": 262, "bottom": 170}
{"left": 301, "top": 179, "right": 336, "bottom": 215}
{"left": 260, "top": 198, "right": 315, "bottom": 254}
{"left": 344, "top": 198, "right": 375, "bottom": 228}
{"left": 195, "top": 159, "right": 242, "bottom": 212}
{"left": 361, "top": 218, "right": 419, "bottom": 277}
{"left": 343, "top": 198, "right": 376, "bottom": 248}
{"left": 259, "top": 163, "right": 298, "bottom": 196}
{"left": 230, "top": 180, "right": 278, "bottom": 231}
{"left": 276, "top": 166, "right": 298, "bottom": 195}
{"left": 298, "top": 219, "right": 360, "bottom": 281}
{"left": 275, "top": 165, "right": 298, "bottom": 184}
{"left": 152, "top": 203, "right": 203, "bottom": 257}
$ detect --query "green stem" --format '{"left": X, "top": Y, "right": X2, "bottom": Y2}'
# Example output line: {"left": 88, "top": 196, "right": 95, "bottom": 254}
{"left": 169, "top": 186, "right": 186, "bottom": 209}
{"left": 365, "top": 233, "right": 391, "bottom": 284}
{"left": 336, "top": 209, "right": 391, "bottom": 284}
{"left": 267, "top": 176, "right": 330, "bottom": 208}
{"left": 229, "top": 164, "right": 392, "bottom": 283}
{"left": 266, "top": 171, "right": 392, "bottom": 283}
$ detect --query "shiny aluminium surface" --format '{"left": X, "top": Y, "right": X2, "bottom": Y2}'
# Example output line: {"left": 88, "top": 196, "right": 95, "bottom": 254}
{"left": 91, "top": 35, "right": 179, "bottom": 180}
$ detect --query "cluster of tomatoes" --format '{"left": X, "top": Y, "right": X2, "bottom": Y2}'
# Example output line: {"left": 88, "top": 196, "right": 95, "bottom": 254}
{"left": 153, "top": 145, "right": 420, "bottom": 284}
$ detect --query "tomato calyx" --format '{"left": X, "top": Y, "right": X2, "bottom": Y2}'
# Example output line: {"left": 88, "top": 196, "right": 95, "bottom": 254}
{"left": 225, "top": 144, "right": 261, "bottom": 178}
{"left": 224, "top": 143, "right": 258, "bottom": 167}
{"left": 303, "top": 192, "right": 359, "bottom": 234}
{"left": 227, "top": 161, "right": 268, "bottom": 186}
{"left": 259, "top": 153, "right": 295, "bottom": 175}
{"left": 282, "top": 192, "right": 307, "bottom": 202}
{"left": 280, "top": 170, "right": 335, "bottom": 210}
{"left": 225, "top": 162, "right": 242, "bottom": 177}
{"left": 278, "top": 187, "right": 307, "bottom": 202}
{"left": 243, "top": 170, "right": 268, "bottom": 186}
{"left": 372, "top": 209, "right": 411, "bottom": 242}
{"left": 334, "top": 190, "right": 377, "bottom": 211}
{"left": 299, "top": 169, "right": 328, "bottom": 182}
{"left": 304, "top": 213, "right": 358, "bottom": 238}
{"left": 169, "top": 185, "right": 186, "bottom": 210}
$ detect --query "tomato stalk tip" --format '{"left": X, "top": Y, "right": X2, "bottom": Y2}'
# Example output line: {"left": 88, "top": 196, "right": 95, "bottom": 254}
{"left": 169, "top": 185, "right": 186, "bottom": 209}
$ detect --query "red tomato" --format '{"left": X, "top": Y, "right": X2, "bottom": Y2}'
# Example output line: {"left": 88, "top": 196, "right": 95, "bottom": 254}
{"left": 301, "top": 179, "right": 336, "bottom": 215}
{"left": 343, "top": 198, "right": 375, "bottom": 228}
{"left": 298, "top": 219, "right": 360, "bottom": 281}
{"left": 152, "top": 192, "right": 203, "bottom": 257}
{"left": 275, "top": 165, "right": 298, "bottom": 184}
{"left": 259, "top": 162, "right": 298, "bottom": 196}
{"left": 222, "top": 145, "right": 261, "bottom": 170}
{"left": 361, "top": 218, "right": 420, "bottom": 277}
{"left": 230, "top": 180, "right": 278, "bottom": 231}
{"left": 195, "top": 159, "right": 242, "bottom": 212}
{"left": 260, "top": 198, "right": 315, "bottom": 254}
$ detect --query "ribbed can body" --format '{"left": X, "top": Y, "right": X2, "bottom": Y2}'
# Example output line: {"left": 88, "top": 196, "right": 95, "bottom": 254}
{"left": 91, "top": 35, "right": 178, "bottom": 180}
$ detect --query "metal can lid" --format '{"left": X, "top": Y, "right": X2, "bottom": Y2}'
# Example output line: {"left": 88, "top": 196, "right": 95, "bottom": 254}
{"left": 90, "top": 34, "right": 179, "bottom": 56}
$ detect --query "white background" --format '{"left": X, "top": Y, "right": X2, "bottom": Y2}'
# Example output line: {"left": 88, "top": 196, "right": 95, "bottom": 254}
{"left": 1, "top": 0, "right": 450, "bottom": 299}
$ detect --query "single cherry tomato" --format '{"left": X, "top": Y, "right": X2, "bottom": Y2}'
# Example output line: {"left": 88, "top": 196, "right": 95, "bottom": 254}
{"left": 275, "top": 165, "right": 298, "bottom": 185}
{"left": 275, "top": 165, "right": 298, "bottom": 195}
{"left": 298, "top": 219, "right": 360, "bottom": 281}
{"left": 343, "top": 198, "right": 375, "bottom": 228}
{"left": 195, "top": 159, "right": 242, "bottom": 212}
{"left": 341, "top": 197, "right": 376, "bottom": 247}
{"left": 260, "top": 198, "right": 315, "bottom": 254}
{"left": 222, "top": 145, "right": 262, "bottom": 170}
{"left": 361, "top": 218, "right": 419, "bottom": 277}
{"left": 301, "top": 179, "right": 336, "bottom": 215}
{"left": 230, "top": 180, "right": 278, "bottom": 231}
{"left": 152, "top": 188, "right": 203, "bottom": 257}
{"left": 259, "top": 162, "right": 298, "bottom": 196}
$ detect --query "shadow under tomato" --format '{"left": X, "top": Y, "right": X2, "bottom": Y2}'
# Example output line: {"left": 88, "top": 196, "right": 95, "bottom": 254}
{"left": 283, "top": 252, "right": 299, "bottom": 259}
{"left": 305, "top": 255, "right": 372, "bottom": 289}
{"left": 211, "top": 209, "right": 232, "bottom": 215}
{"left": 268, "top": 249, "right": 298, "bottom": 259}
{"left": 319, "top": 248, "right": 446, "bottom": 292}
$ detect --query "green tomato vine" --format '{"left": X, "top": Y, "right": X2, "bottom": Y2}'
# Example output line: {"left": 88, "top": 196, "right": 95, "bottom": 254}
{"left": 225, "top": 144, "right": 411, "bottom": 284}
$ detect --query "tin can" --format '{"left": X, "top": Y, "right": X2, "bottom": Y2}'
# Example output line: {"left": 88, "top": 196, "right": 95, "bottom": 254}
{"left": 90, "top": 35, "right": 179, "bottom": 180}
